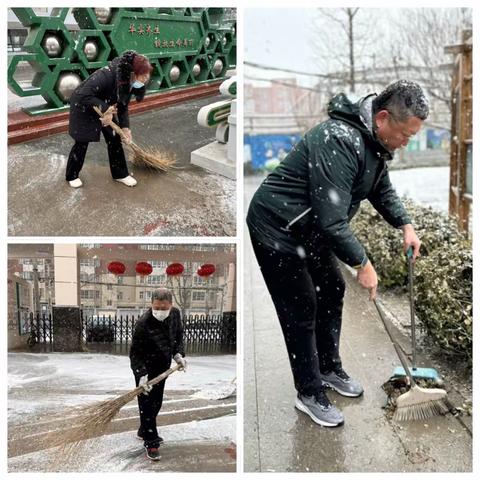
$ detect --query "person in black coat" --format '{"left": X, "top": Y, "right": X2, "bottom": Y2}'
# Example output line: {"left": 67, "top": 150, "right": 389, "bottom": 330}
{"left": 129, "top": 288, "right": 186, "bottom": 461}
{"left": 66, "top": 50, "right": 153, "bottom": 188}
{"left": 247, "top": 80, "right": 427, "bottom": 427}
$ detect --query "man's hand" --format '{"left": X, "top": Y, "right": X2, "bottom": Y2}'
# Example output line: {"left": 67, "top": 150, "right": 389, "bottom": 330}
{"left": 122, "top": 128, "right": 132, "bottom": 144}
{"left": 100, "top": 105, "right": 117, "bottom": 126}
{"left": 356, "top": 260, "right": 378, "bottom": 301}
{"left": 174, "top": 353, "right": 187, "bottom": 372}
{"left": 401, "top": 224, "right": 421, "bottom": 260}
{"left": 139, "top": 374, "right": 152, "bottom": 395}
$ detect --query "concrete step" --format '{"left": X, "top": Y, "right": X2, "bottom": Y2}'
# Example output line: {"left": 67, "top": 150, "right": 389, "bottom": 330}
{"left": 8, "top": 399, "right": 236, "bottom": 458}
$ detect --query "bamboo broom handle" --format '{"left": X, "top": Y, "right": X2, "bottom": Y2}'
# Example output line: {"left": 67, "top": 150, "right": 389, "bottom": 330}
{"left": 93, "top": 105, "right": 129, "bottom": 142}
{"left": 144, "top": 363, "right": 182, "bottom": 388}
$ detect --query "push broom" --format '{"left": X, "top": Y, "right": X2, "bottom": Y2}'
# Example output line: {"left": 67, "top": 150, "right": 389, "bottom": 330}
{"left": 93, "top": 105, "right": 176, "bottom": 171}
{"left": 373, "top": 299, "right": 449, "bottom": 422}
{"left": 391, "top": 247, "right": 443, "bottom": 384}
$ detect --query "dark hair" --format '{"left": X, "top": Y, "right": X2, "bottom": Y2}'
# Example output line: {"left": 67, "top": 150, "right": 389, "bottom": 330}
{"left": 372, "top": 80, "right": 429, "bottom": 121}
{"left": 151, "top": 288, "right": 173, "bottom": 303}
{"left": 132, "top": 54, "right": 153, "bottom": 75}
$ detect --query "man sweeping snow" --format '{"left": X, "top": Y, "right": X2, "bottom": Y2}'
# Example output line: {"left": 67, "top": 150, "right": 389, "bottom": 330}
{"left": 129, "top": 288, "right": 186, "bottom": 461}
{"left": 247, "top": 80, "right": 426, "bottom": 428}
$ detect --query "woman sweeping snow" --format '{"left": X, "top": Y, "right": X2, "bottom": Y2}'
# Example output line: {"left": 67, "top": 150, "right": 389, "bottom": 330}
{"left": 65, "top": 50, "right": 153, "bottom": 188}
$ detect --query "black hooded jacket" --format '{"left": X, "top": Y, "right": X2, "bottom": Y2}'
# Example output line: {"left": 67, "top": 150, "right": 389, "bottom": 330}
{"left": 68, "top": 50, "right": 146, "bottom": 142}
{"left": 129, "top": 306, "right": 185, "bottom": 378}
{"left": 247, "top": 93, "right": 411, "bottom": 267}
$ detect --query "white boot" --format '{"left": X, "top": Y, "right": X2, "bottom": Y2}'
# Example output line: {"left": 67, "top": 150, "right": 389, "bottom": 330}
{"left": 115, "top": 175, "right": 137, "bottom": 187}
{"left": 69, "top": 178, "right": 83, "bottom": 188}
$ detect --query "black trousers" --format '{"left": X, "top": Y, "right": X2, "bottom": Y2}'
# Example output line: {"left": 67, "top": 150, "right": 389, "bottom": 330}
{"left": 134, "top": 370, "right": 168, "bottom": 449}
{"left": 250, "top": 231, "right": 346, "bottom": 397}
{"left": 65, "top": 126, "right": 129, "bottom": 181}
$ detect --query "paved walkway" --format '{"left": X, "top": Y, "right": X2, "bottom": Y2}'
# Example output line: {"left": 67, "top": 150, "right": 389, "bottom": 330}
{"left": 8, "top": 353, "right": 236, "bottom": 472}
{"left": 244, "top": 175, "right": 472, "bottom": 473}
{"left": 8, "top": 95, "right": 235, "bottom": 236}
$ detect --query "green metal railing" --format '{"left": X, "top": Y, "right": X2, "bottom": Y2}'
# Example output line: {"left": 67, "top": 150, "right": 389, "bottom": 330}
{"left": 8, "top": 7, "right": 236, "bottom": 115}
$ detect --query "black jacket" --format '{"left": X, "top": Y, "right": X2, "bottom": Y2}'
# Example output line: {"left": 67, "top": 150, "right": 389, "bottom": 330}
{"left": 68, "top": 50, "right": 146, "bottom": 142}
{"left": 129, "top": 306, "right": 185, "bottom": 378}
{"left": 247, "top": 93, "right": 411, "bottom": 268}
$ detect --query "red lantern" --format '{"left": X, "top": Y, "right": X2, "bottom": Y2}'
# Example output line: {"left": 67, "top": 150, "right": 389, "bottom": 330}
{"left": 166, "top": 263, "right": 184, "bottom": 276}
{"left": 197, "top": 263, "right": 215, "bottom": 277}
{"left": 107, "top": 261, "right": 126, "bottom": 275}
{"left": 135, "top": 262, "right": 153, "bottom": 276}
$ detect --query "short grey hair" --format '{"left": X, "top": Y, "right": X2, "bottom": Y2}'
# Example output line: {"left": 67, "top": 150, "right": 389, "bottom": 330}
{"left": 372, "top": 80, "right": 429, "bottom": 122}
{"left": 151, "top": 288, "right": 172, "bottom": 303}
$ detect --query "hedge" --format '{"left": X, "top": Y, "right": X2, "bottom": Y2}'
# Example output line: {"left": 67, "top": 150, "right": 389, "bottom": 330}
{"left": 351, "top": 199, "right": 472, "bottom": 364}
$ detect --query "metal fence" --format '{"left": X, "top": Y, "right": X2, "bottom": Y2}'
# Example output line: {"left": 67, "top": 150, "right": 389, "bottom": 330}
{"left": 26, "top": 311, "right": 235, "bottom": 354}
{"left": 28, "top": 313, "right": 53, "bottom": 347}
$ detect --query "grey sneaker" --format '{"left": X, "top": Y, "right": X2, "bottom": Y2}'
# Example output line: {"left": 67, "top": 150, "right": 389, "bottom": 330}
{"left": 319, "top": 368, "right": 364, "bottom": 397}
{"left": 295, "top": 392, "right": 344, "bottom": 427}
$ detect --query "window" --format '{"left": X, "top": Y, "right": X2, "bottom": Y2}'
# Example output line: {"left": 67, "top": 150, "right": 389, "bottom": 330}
{"left": 107, "top": 284, "right": 112, "bottom": 291}
{"left": 151, "top": 260, "right": 168, "bottom": 268}
{"left": 22, "top": 272, "right": 33, "bottom": 281}
{"left": 107, "top": 300, "right": 112, "bottom": 306}
{"left": 139, "top": 244, "right": 175, "bottom": 251}
{"left": 81, "top": 290, "right": 100, "bottom": 300}
{"left": 146, "top": 275, "right": 166, "bottom": 285}
{"left": 117, "top": 291, "right": 123, "bottom": 300}
{"left": 192, "top": 291, "right": 206, "bottom": 302}
{"left": 80, "top": 259, "right": 99, "bottom": 267}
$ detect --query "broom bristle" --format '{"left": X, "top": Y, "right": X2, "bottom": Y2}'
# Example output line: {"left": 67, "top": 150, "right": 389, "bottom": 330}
{"left": 393, "top": 385, "right": 449, "bottom": 422}
{"left": 46, "top": 386, "right": 144, "bottom": 470}
{"left": 128, "top": 143, "right": 176, "bottom": 171}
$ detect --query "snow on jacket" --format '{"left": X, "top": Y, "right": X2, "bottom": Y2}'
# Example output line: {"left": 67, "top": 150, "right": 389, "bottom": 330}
{"left": 68, "top": 50, "right": 146, "bottom": 142}
{"left": 247, "top": 92, "right": 411, "bottom": 267}
{"left": 129, "top": 306, "right": 185, "bottom": 378}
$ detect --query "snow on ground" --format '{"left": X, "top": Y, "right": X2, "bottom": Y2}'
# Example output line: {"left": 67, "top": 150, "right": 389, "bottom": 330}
{"left": 8, "top": 353, "right": 236, "bottom": 421}
{"left": 389, "top": 166, "right": 448, "bottom": 212}
{"left": 8, "top": 415, "right": 236, "bottom": 472}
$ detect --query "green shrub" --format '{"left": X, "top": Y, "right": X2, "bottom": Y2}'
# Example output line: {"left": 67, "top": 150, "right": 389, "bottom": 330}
{"left": 351, "top": 199, "right": 472, "bottom": 364}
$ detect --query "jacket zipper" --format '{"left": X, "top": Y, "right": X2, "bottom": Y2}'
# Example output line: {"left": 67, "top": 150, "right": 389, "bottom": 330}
{"left": 281, "top": 207, "right": 312, "bottom": 232}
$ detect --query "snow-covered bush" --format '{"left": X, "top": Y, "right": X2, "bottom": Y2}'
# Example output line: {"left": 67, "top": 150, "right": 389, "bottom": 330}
{"left": 351, "top": 199, "right": 472, "bottom": 364}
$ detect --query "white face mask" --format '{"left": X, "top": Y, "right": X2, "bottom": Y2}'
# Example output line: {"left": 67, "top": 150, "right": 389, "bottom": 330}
{"left": 152, "top": 309, "right": 170, "bottom": 321}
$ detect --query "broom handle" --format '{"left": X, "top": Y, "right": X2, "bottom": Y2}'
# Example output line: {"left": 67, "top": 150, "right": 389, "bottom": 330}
{"left": 407, "top": 247, "right": 417, "bottom": 370}
{"left": 373, "top": 299, "right": 416, "bottom": 387}
{"left": 93, "top": 105, "right": 130, "bottom": 142}
{"left": 145, "top": 363, "right": 182, "bottom": 388}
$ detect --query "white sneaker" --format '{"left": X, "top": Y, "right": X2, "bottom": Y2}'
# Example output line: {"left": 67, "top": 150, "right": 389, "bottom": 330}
{"left": 69, "top": 178, "right": 83, "bottom": 188}
{"left": 115, "top": 175, "right": 137, "bottom": 187}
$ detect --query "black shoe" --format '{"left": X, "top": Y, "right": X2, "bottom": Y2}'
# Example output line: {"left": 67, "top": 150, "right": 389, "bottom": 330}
{"left": 137, "top": 429, "right": 164, "bottom": 444}
{"left": 145, "top": 446, "right": 161, "bottom": 461}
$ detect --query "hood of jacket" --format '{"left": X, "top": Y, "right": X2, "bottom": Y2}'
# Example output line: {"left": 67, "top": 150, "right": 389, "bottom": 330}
{"left": 327, "top": 92, "right": 392, "bottom": 156}
{"left": 327, "top": 92, "right": 375, "bottom": 135}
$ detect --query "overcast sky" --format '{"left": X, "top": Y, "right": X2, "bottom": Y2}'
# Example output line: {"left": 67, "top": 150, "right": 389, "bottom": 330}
{"left": 244, "top": 8, "right": 322, "bottom": 87}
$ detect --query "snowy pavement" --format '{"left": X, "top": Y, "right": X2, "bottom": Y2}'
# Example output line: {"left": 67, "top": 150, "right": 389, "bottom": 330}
{"left": 244, "top": 175, "right": 471, "bottom": 473}
{"left": 8, "top": 353, "right": 236, "bottom": 472}
{"left": 8, "top": 96, "right": 236, "bottom": 237}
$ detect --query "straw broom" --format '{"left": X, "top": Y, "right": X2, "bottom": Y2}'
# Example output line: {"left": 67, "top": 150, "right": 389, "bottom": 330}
{"left": 93, "top": 106, "right": 176, "bottom": 171}
{"left": 373, "top": 299, "right": 449, "bottom": 422}
{"left": 47, "top": 363, "right": 182, "bottom": 469}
